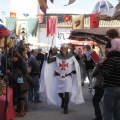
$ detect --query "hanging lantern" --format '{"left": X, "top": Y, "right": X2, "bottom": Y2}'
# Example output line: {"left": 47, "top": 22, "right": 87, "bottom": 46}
{"left": 63, "top": 15, "right": 71, "bottom": 22}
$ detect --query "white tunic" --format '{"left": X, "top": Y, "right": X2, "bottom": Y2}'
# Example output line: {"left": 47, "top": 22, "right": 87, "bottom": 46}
{"left": 55, "top": 57, "right": 75, "bottom": 93}
{"left": 39, "top": 55, "right": 85, "bottom": 105}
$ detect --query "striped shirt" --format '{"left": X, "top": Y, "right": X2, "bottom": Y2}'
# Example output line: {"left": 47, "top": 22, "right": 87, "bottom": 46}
{"left": 101, "top": 56, "right": 120, "bottom": 87}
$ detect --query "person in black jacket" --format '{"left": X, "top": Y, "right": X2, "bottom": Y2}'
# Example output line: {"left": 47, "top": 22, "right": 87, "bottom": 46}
{"left": 92, "top": 42, "right": 111, "bottom": 120}
{"left": 10, "top": 50, "right": 29, "bottom": 117}
{"left": 28, "top": 49, "right": 42, "bottom": 103}
{"left": 36, "top": 48, "right": 44, "bottom": 77}
{"left": 100, "top": 50, "right": 120, "bottom": 120}
{"left": 92, "top": 63, "right": 104, "bottom": 120}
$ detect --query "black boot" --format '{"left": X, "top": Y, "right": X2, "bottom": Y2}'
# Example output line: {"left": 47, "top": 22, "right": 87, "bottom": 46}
{"left": 64, "top": 92, "right": 69, "bottom": 114}
{"left": 58, "top": 93, "right": 64, "bottom": 109}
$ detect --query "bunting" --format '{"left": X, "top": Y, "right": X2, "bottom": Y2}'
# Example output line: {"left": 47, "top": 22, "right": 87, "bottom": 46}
{"left": 72, "top": 15, "right": 84, "bottom": 29}
{"left": 64, "top": 0, "right": 76, "bottom": 6}
{"left": 27, "top": 18, "right": 39, "bottom": 36}
{"left": 10, "top": 12, "right": 16, "bottom": 18}
{"left": 63, "top": 15, "right": 71, "bottom": 22}
{"left": 23, "top": 13, "right": 29, "bottom": 17}
{"left": 50, "top": 0, "right": 54, "bottom": 3}
{"left": 90, "top": 13, "right": 99, "bottom": 28}
{"left": 36, "top": 14, "right": 43, "bottom": 23}
{"left": 38, "top": 0, "right": 48, "bottom": 14}
{"left": 6, "top": 18, "right": 17, "bottom": 33}
{"left": 46, "top": 17, "right": 57, "bottom": 37}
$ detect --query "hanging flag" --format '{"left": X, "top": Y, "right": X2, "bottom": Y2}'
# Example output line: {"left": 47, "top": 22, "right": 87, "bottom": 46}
{"left": 50, "top": 0, "right": 54, "bottom": 3}
{"left": 46, "top": 17, "right": 57, "bottom": 37}
{"left": 38, "top": 0, "right": 48, "bottom": 14}
{"left": 6, "top": 18, "right": 17, "bottom": 33}
{"left": 36, "top": 14, "right": 43, "bottom": 23}
{"left": 27, "top": 18, "right": 39, "bottom": 36}
{"left": 90, "top": 51, "right": 99, "bottom": 63}
{"left": 72, "top": 15, "right": 84, "bottom": 29}
{"left": 10, "top": 12, "right": 16, "bottom": 18}
{"left": 23, "top": 13, "right": 29, "bottom": 17}
{"left": 90, "top": 13, "right": 99, "bottom": 28}
{"left": 64, "top": 0, "right": 76, "bottom": 6}
{"left": 63, "top": 15, "right": 71, "bottom": 22}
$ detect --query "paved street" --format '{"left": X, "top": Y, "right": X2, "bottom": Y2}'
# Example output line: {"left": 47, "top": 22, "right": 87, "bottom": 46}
{"left": 14, "top": 81, "right": 103, "bottom": 120}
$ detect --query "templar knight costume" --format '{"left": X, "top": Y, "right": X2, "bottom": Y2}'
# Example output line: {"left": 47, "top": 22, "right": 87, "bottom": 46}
{"left": 39, "top": 43, "right": 84, "bottom": 114}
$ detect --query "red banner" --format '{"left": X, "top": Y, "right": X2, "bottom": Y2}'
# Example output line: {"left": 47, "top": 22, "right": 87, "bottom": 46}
{"left": 90, "top": 13, "right": 99, "bottom": 28}
{"left": 46, "top": 17, "right": 57, "bottom": 36}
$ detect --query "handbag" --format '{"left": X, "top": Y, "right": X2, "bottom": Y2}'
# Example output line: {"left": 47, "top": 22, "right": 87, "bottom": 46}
{"left": 93, "top": 65, "right": 104, "bottom": 89}
{"left": 17, "top": 77, "right": 24, "bottom": 83}
{"left": 93, "top": 77, "right": 103, "bottom": 89}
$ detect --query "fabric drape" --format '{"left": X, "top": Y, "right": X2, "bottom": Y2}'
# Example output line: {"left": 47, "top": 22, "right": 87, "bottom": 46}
{"left": 38, "top": 0, "right": 48, "bottom": 14}
{"left": 27, "top": 18, "right": 39, "bottom": 37}
{"left": 72, "top": 15, "right": 84, "bottom": 29}
{"left": 65, "top": 0, "right": 76, "bottom": 6}
{"left": 46, "top": 17, "right": 57, "bottom": 36}
{"left": 90, "top": 13, "right": 99, "bottom": 28}
{"left": 6, "top": 18, "right": 17, "bottom": 33}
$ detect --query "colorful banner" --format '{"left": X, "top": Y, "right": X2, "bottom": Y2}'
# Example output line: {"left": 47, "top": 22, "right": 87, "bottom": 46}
{"left": 50, "top": 0, "right": 54, "bottom": 3}
{"left": 38, "top": 0, "right": 48, "bottom": 14}
{"left": 23, "top": 13, "right": 29, "bottom": 17}
{"left": 10, "top": 12, "right": 16, "bottom": 18}
{"left": 6, "top": 18, "right": 17, "bottom": 33}
{"left": 27, "top": 18, "right": 39, "bottom": 36}
{"left": 72, "top": 15, "right": 84, "bottom": 29}
{"left": 90, "top": 13, "right": 99, "bottom": 28}
{"left": 64, "top": 0, "right": 76, "bottom": 6}
{"left": 46, "top": 17, "right": 57, "bottom": 37}
{"left": 63, "top": 15, "right": 71, "bottom": 22}
{"left": 36, "top": 14, "right": 43, "bottom": 23}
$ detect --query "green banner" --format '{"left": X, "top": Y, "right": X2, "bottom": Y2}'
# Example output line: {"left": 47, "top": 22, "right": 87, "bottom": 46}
{"left": 27, "top": 18, "right": 39, "bottom": 36}
{"left": 6, "top": 18, "right": 17, "bottom": 33}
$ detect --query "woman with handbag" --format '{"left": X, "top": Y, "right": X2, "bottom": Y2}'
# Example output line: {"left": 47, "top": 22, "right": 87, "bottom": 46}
{"left": 10, "top": 50, "right": 32, "bottom": 117}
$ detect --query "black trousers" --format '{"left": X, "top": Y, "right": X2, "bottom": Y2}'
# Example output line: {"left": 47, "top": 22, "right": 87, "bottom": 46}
{"left": 92, "top": 88, "right": 104, "bottom": 118}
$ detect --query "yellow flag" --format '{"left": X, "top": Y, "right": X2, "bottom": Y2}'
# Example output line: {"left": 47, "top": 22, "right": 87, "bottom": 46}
{"left": 72, "top": 15, "right": 84, "bottom": 29}
{"left": 38, "top": 0, "right": 48, "bottom": 9}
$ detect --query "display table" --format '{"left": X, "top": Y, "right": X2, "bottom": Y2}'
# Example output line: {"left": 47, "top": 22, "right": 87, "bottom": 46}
{"left": 0, "top": 87, "right": 16, "bottom": 120}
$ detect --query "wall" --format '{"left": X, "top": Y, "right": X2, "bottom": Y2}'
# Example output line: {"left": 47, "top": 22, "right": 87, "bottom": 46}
{"left": 38, "top": 27, "right": 72, "bottom": 52}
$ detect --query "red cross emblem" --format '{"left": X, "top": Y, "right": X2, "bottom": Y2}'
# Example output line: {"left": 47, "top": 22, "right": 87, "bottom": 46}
{"left": 59, "top": 60, "right": 68, "bottom": 70}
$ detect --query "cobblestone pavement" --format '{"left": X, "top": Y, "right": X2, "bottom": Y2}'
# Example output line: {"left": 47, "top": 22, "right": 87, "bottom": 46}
{"left": 14, "top": 81, "right": 103, "bottom": 120}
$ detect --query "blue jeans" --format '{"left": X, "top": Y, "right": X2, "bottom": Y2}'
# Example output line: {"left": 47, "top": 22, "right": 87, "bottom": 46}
{"left": 28, "top": 75, "right": 40, "bottom": 101}
{"left": 103, "top": 87, "right": 120, "bottom": 120}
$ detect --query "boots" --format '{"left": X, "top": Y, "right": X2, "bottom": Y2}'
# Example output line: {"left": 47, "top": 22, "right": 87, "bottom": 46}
{"left": 64, "top": 92, "right": 69, "bottom": 114}
{"left": 58, "top": 93, "right": 64, "bottom": 109}
{"left": 17, "top": 100, "right": 25, "bottom": 117}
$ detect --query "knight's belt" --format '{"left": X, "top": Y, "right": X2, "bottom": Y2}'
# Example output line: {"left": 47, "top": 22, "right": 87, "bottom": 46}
{"left": 54, "top": 71, "right": 71, "bottom": 78}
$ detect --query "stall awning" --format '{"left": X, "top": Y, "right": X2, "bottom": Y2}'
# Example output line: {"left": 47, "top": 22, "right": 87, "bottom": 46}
{"left": 69, "top": 27, "right": 120, "bottom": 45}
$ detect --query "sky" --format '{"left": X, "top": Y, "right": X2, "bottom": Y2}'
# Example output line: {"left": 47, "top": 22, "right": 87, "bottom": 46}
{"left": 0, "top": 0, "right": 119, "bottom": 18}
{"left": 46, "top": 0, "right": 119, "bottom": 14}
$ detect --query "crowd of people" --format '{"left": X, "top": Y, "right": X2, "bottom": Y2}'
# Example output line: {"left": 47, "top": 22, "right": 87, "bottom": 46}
{"left": 0, "top": 28, "right": 120, "bottom": 120}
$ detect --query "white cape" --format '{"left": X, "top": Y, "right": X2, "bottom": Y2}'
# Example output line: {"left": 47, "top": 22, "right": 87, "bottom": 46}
{"left": 39, "top": 56, "right": 85, "bottom": 106}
